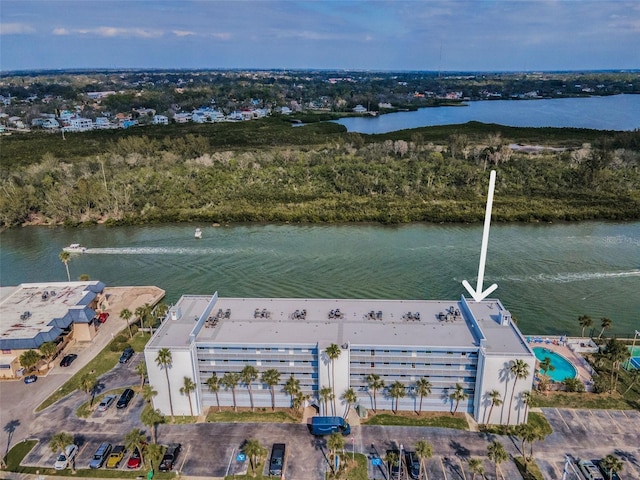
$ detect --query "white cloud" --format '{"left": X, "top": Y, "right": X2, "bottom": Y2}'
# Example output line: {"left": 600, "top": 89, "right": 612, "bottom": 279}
{"left": 0, "top": 22, "right": 36, "bottom": 35}
{"left": 51, "top": 26, "right": 163, "bottom": 38}
{"left": 172, "top": 30, "right": 195, "bottom": 37}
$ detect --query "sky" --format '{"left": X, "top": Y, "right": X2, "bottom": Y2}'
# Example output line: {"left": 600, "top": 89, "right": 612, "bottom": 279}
{"left": 1, "top": 0, "right": 639, "bottom": 72}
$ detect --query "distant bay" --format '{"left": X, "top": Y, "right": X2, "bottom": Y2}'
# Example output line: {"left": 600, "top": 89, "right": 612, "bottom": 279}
{"left": 1, "top": 222, "right": 638, "bottom": 337}
{"left": 334, "top": 94, "right": 640, "bottom": 133}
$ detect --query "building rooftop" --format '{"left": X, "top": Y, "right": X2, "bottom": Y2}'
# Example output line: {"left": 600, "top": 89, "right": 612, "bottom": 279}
{"left": 0, "top": 281, "right": 104, "bottom": 350}
{"left": 148, "top": 294, "right": 530, "bottom": 356}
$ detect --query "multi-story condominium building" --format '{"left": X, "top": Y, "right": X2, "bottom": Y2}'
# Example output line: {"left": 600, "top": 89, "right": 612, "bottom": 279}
{"left": 145, "top": 293, "right": 535, "bottom": 425}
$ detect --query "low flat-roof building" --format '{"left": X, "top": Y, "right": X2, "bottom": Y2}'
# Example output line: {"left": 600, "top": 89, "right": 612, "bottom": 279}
{"left": 0, "top": 281, "right": 106, "bottom": 377}
{"left": 145, "top": 293, "right": 535, "bottom": 425}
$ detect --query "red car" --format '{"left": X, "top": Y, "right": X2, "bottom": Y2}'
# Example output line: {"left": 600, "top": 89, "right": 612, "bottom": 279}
{"left": 127, "top": 445, "right": 145, "bottom": 469}
{"left": 98, "top": 312, "right": 110, "bottom": 323}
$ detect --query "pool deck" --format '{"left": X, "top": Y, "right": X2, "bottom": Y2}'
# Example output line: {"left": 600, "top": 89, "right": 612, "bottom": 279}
{"left": 527, "top": 338, "right": 595, "bottom": 390}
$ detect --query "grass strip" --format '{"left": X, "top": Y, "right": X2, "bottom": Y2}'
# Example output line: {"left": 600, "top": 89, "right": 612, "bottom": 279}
{"left": 514, "top": 456, "right": 545, "bottom": 480}
{"left": 206, "top": 409, "right": 299, "bottom": 424}
{"left": 362, "top": 413, "right": 469, "bottom": 430}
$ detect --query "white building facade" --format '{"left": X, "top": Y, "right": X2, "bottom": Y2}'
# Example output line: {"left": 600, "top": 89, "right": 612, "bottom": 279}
{"left": 145, "top": 293, "right": 535, "bottom": 425}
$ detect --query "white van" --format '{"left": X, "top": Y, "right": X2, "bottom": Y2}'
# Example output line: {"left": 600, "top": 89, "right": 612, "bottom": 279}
{"left": 578, "top": 460, "right": 604, "bottom": 480}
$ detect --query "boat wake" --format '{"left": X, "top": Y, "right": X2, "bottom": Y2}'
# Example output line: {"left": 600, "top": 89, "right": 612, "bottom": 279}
{"left": 84, "top": 247, "right": 271, "bottom": 255}
{"left": 492, "top": 269, "right": 640, "bottom": 284}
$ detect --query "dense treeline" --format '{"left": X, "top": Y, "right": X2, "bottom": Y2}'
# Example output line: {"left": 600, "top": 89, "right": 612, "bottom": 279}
{"left": 1, "top": 121, "right": 639, "bottom": 227}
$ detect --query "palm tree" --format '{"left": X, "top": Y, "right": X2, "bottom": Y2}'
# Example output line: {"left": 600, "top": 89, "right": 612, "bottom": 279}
{"left": 327, "top": 433, "right": 345, "bottom": 473}
{"left": 79, "top": 373, "right": 98, "bottom": 406}
{"left": 520, "top": 391, "right": 532, "bottom": 422}
{"left": 155, "top": 348, "right": 174, "bottom": 417}
{"left": 578, "top": 314, "right": 593, "bottom": 337}
{"left": 508, "top": 359, "right": 530, "bottom": 424}
{"left": 39, "top": 341, "right": 57, "bottom": 369}
{"left": 325, "top": 343, "right": 342, "bottom": 415}
{"left": 179, "top": 376, "right": 196, "bottom": 417}
{"left": 19, "top": 349, "right": 40, "bottom": 373}
{"left": 487, "top": 440, "right": 508, "bottom": 480}
{"left": 261, "top": 369, "right": 280, "bottom": 411}
{"left": 124, "top": 428, "right": 147, "bottom": 470}
{"left": 539, "top": 356, "right": 555, "bottom": 378}
{"left": 598, "top": 317, "right": 613, "bottom": 339}
{"left": 240, "top": 365, "right": 259, "bottom": 411}
{"left": 449, "top": 383, "right": 468, "bottom": 415}
{"left": 384, "top": 450, "right": 400, "bottom": 480}
{"left": 388, "top": 381, "right": 406, "bottom": 413}
{"left": 136, "top": 304, "right": 152, "bottom": 335}
{"left": 206, "top": 373, "right": 222, "bottom": 412}
{"left": 468, "top": 458, "right": 485, "bottom": 480}
{"left": 415, "top": 377, "right": 432, "bottom": 415}
{"left": 366, "top": 373, "right": 385, "bottom": 412}
{"left": 145, "top": 443, "right": 164, "bottom": 471}
{"left": 319, "top": 386, "right": 334, "bottom": 416}
{"left": 154, "top": 302, "right": 169, "bottom": 324}
{"left": 293, "top": 390, "right": 310, "bottom": 412}
{"left": 141, "top": 384, "right": 157, "bottom": 404}
{"left": 283, "top": 374, "right": 300, "bottom": 409}
{"left": 485, "top": 389, "right": 502, "bottom": 425}
{"left": 341, "top": 387, "right": 357, "bottom": 419}
{"left": 59, "top": 251, "right": 71, "bottom": 281}
{"left": 606, "top": 338, "right": 631, "bottom": 393}
{"left": 49, "top": 432, "right": 75, "bottom": 472}
{"left": 141, "top": 405, "right": 165, "bottom": 444}
{"left": 243, "top": 438, "right": 267, "bottom": 476}
{"left": 135, "top": 361, "right": 147, "bottom": 388}
{"left": 414, "top": 439, "right": 433, "bottom": 480}
{"left": 120, "top": 308, "right": 133, "bottom": 338}
{"left": 600, "top": 454, "right": 624, "bottom": 480}
{"left": 221, "top": 372, "right": 240, "bottom": 412}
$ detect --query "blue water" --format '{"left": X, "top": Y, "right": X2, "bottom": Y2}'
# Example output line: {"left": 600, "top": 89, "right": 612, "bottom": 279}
{"left": 533, "top": 347, "right": 577, "bottom": 382}
{"left": 334, "top": 95, "right": 640, "bottom": 133}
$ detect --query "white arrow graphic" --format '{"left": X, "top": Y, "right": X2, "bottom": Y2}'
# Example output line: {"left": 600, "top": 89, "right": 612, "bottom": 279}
{"left": 462, "top": 169, "right": 499, "bottom": 302}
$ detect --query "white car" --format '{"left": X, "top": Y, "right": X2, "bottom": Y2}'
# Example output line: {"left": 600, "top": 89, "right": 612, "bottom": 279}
{"left": 54, "top": 444, "right": 78, "bottom": 470}
{"left": 97, "top": 395, "right": 117, "bottom": 412}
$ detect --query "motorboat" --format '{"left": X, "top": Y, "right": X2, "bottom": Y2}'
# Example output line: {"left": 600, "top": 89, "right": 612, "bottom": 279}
{"left": 63, "top": 243, "right": 87, "bottom": 254}
{"left": 194, "top": 228, "right": 202, "bottom": 239}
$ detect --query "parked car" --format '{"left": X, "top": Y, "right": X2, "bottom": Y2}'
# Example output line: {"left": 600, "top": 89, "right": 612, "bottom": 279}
{"left": 405, "top": 451, "right": 420, "bottom": 479}
{"left": 106, "top": 445, "right": 126, "bottom": 468}
{"left": 159, "top": 443, "right": 182, "bottom": 471}
{"left": 578, "top": 460, "right": 605, "bottom": 480}
{"left": 119, "top": 347, "right": 134, "bottom": 364}
{"left": 269, "top": 443, "right": 286, "bottom": 476}
{"left": 98, "top": 312, "right": 110, "bottom": 323}
{"left": 54, "top": 444, "right": 78, "bottom": 470}
{"left": 89, "top": 442, "right": 112, "bottom": 469}
{"left": 97, "top": 395, "right": 117, "bottom": 412}
{"left": 386, "top": 449, "right": 402, "bottom": 479}
{"left": 127, "top": 445, "right": 146, "bottom": 469}
{"left": 117, "top": 388, "right": 134, "bottom": 409}
{"left": 60, "top": 354, "right": 78, "bottom": 367}
{"left": 596, "top": 460, "right": 622, "bottom": 480}
{"left": 23, "top": 375, "right": 38, "bottom": 384}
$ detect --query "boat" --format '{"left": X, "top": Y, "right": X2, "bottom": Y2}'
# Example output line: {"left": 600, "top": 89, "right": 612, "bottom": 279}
{"left": 194, "top": 228, "right": 202, "bottom": 239}
{"left": 63, "top": 243, "right": 87, "bottom": 254}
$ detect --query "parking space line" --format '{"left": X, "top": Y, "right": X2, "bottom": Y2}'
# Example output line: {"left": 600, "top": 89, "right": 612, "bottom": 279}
{"left": 178, "top": 443, "right": 189, "bottom": 473}
{"left": 439, "top": 456, "right": 449, "bottom": 480}
{"left": 555, "top": 408, "right": 571, "bottom": 431}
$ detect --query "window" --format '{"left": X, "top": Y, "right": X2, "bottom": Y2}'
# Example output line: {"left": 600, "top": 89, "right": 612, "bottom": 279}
{"left": 371, "top": 362, "right": 375, "bottom": 368}
{"left": 411, "top": 363, "right": 416, "bottom": 369}
{"left": 371, "top": 350, "right": 375, "bottom": 356}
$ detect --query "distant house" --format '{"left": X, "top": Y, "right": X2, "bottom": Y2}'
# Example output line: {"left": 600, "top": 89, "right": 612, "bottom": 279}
{"left": 122, "top": 119, "right": 138, "bottom": 129}
{"left": 352, "top": 104, "right": 367, "bottom": 113}
{"left": 173, "top": 113, "right": 191, "bottom": 123}
{"left": 66, "top": 117, "right": 93, "bottom": 132}
{"left": 279, "top": 106, "right": 292, "bottom": 115}
{"left": 95, "top": 117, "right": 111, "bottom": 129}
{"left": 86, "top": 91, "right": 116, "bottom": 100}
{"left": 153, "top": 115, "right": 169, "bottom": 125}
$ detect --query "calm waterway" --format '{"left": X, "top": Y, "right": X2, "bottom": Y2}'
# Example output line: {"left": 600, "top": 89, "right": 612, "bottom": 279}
{"left": 334, "top": 94, "right": 640, "bottom": 133}
{"left": 1, "top": 222, "right": 638, "bottom": 337}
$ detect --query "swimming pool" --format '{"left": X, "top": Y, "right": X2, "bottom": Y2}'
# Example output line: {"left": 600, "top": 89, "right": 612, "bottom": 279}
{"left": 533, "top": 347, "right": 578, "bottom": 382}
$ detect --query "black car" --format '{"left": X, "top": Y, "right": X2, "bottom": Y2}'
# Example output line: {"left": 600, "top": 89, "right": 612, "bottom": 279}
{"left": 119, "top": 347, "right": 134, "bottom": 364}
{"left": 60, "top": 354, "right": 78, "bottom": 367}
{"left": 269, "top": 443, "right": 286, "bottom": 476}
{"left": 116, "top": 388, "right": 135, "bottom": 409}
{"left": 405, "top": 451, "right": 420, "bottom": 479}
{"left": 159, "top": 443, "right": 181, "bottom": 471}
